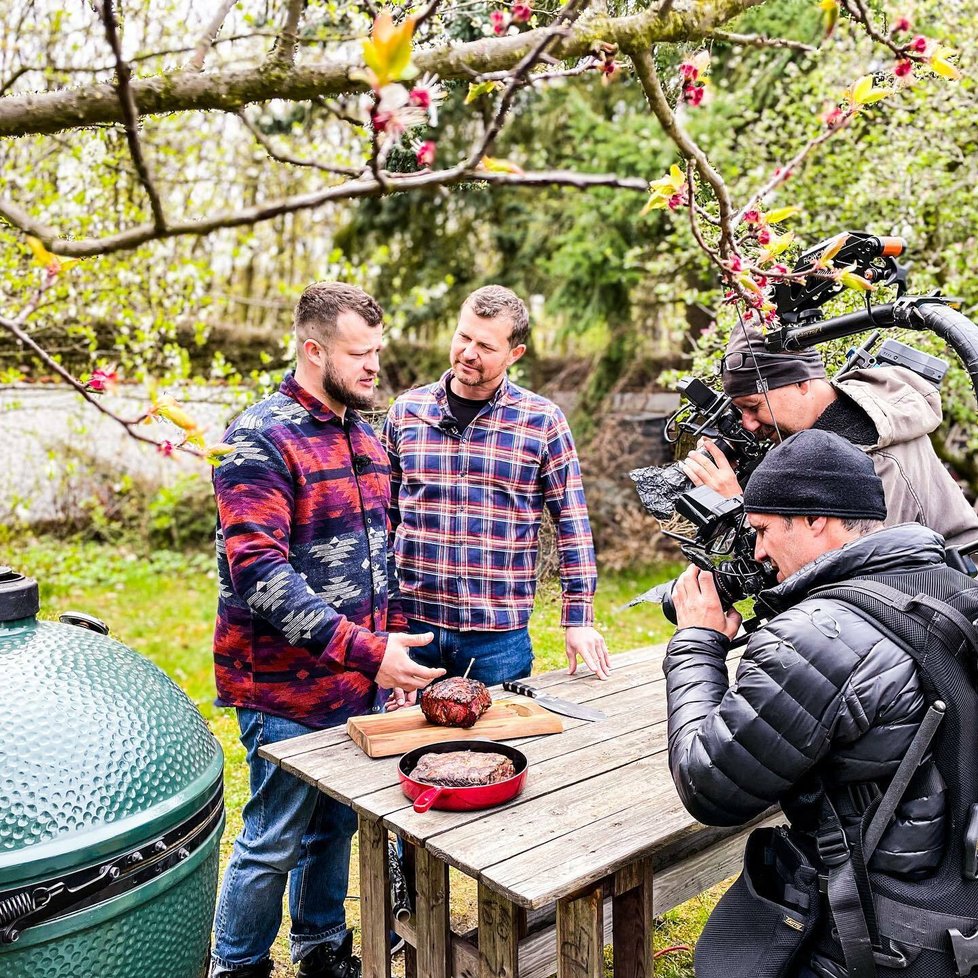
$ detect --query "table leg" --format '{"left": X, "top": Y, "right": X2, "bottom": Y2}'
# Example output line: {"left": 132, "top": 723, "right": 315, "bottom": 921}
{"left": 358, "top": 814, "right": 391, "bottom": 978}
{"left": 415, "top": 846, "right": 451, "bottom": 978}
{"left": 401, "top": 842, "right": 418, "bottom": 978}
{"left": 478, "top": 882, "right": 520, "bottom": 978}
{"left": 612, "top": 859, "right": 654, "bottom": 978}
{"left": 556, "top": 886, "right": 604, "bottom": 978}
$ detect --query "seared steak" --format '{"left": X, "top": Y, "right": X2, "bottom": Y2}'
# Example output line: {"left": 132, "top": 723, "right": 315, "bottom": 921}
{"left": 410, "top": 750, "right": 516, "bottom": 787}
{"left": 421, "top": 677, "right": 492, "bottom": 728}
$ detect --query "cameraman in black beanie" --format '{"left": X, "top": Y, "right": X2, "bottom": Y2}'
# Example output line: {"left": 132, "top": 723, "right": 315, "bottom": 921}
{"left": 680, "top": 320, "right": 978, "bottom": 553}
{"left": 665, "top": 428, "right": 978, "bottom": 978}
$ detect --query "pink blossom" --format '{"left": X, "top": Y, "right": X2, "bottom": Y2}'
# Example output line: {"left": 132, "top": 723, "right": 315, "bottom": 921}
{"left": 727, "top": 255, "right": 743, "bottom": 272}
{"left": 893, "top": 16, "right": 911, "bottom": 33}
{"left": 894, "top": 59, "right": 913, "bottom": 77}
{"left": 757, "top": 227, "right": 772, "bottom": 245}
{"left": 157, "top": 440, "right": 175, "bottom": 457}
{"left": 743, "top": 209, "right": 761, "bottom": 225}
{"left": 910, "top": 34, "right": 928, "bottom": 52}
{"left": 409, "top": 87, "right": 431, "bottom": 110}
{"left": 679, "top": 61, "right": 699, "bottom": 82}
{"left": 683, "top": 83, "right": 705, "bottom": 107}
{"left": 823, "top": 106, "right": 845, "bottom": 129}
{"left": 764, "top": 308, "right": 779, "bottom": 324}
{"left": 772, "top": 263, "right": 789, "bottom": 275}
{"left": 511, "top": 3, "right": 532, "bottom": 23}
{"left": 667, "top": 192, "right": 685, "bottom": 210}
{"left": 490, "top": 10, "right": 507, "bottom": 33}
{"left": 416, "top": 140, "right": 436, "bottom": 167}
{"left": 85, "top": 367, "right": 119, "bottom": 393}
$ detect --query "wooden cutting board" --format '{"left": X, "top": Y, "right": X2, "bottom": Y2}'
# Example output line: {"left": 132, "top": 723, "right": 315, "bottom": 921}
{"left": 346, "top": 698, "right": 564, "bottom": 758}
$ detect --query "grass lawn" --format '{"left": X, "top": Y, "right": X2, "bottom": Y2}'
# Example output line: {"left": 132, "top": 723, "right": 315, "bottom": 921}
{"left": 2, "top": 538, "right": 722, "bottom": 977}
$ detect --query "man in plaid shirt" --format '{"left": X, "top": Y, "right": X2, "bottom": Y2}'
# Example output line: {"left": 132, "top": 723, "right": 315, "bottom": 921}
{"left": 382, "top": 285, "right": 610, "bottom": 686}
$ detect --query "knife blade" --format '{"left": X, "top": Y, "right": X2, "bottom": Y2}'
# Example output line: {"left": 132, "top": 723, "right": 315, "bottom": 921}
{"left": 502, "top": 681, "right": 607, "bottom": 722}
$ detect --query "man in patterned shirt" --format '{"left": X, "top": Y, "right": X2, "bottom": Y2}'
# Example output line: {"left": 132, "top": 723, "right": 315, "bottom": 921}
{"left": 382, "top": 285, "right": 610, "bottom": 687}
{"left": 210, "top": 283, "right": 444, "bottom": 978}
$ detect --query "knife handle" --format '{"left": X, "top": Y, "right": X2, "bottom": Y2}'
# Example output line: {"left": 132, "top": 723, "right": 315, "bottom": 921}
{"left": 503, "top": 681, "right": 536, "bottom": 699}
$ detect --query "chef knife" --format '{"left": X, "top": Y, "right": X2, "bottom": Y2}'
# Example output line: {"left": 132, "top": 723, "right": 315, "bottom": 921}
{"left": 502, "top": 681, "right": 607, "bottom": 722}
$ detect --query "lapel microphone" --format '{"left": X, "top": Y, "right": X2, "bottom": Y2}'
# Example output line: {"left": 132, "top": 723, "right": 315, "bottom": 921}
{"left": 438, "top": 415, "right": 460, "bottom": 433}
{"left": 353, "top": 454, "right": 372, "bottom": 474}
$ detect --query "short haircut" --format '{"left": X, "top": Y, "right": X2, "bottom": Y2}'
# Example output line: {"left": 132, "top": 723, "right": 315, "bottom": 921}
{"left": 464, "top": 285, "right": 530, "bottom": 348}
{"left": 293, "top": 282, "right": 384, "bottom": 348}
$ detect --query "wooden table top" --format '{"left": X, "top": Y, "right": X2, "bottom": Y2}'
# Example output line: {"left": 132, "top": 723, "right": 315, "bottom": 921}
{"left": 260, "top": 644, "right": 744, "bottom": 910}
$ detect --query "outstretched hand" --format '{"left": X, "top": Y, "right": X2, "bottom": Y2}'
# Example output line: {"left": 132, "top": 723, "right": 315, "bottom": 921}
{"left": 376, "top": 631, "right": 445, "bottom": 691}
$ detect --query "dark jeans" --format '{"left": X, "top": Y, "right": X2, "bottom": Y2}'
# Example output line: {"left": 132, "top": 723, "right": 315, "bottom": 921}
{"left": 211, "top": 709, "right": 358, "bottom": 971}
{"left": 404, "top": 618, "right": 533, "bottom": 684}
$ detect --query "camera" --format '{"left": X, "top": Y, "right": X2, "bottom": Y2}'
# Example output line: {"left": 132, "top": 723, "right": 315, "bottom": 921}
{"left": 629, "top": 377, "right": 768, "bottom": 522}
{"left": 628, "top": 484, "right": 777, "bottom": 624}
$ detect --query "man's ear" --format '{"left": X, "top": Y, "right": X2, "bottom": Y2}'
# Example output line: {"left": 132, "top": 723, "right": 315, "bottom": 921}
{"left": 506, "top": 343, "right": 527, "bottom": 368}
{"left": 806, "top": 515, "right": 830, "bottom": 535}
{"left": 303, "top": 337, "right": 326, "bottom": 368}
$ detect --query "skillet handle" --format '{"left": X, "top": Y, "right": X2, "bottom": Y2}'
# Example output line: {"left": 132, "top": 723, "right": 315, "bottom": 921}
{"left": 413, "top": 787, "right": 444, "bottom": 813}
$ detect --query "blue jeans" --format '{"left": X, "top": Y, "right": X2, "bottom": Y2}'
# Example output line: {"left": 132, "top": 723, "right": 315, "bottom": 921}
{"left": 406, "top": 619, "right": 533, "bottom": 685}
{"left": 211, "top": 709, "right": 358, "bottom": 971}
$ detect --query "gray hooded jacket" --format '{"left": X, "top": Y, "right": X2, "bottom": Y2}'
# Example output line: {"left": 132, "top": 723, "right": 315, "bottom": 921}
{"left": 829, "top": 366, "right": 978, "bottom": 551}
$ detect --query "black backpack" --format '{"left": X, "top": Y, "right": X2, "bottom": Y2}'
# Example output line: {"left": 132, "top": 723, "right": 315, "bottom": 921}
{"left": 808, "top": 564, "right": 978, "bottom": 978}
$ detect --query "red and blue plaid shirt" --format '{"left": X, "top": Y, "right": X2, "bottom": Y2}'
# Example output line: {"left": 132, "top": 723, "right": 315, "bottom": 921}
{"left": 213, "top": 374, "right": 406, "bottom": 728}
{"left": 382, "top": 371, "right": 597, "bottom": 630}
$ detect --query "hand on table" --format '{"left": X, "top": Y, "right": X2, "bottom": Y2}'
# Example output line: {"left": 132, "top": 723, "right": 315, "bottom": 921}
{"left": 565, "top": 625, "right": 611, "bottom": 680}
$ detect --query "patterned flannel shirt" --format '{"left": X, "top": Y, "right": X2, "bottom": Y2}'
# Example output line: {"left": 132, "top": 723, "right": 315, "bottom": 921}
{"left": 213, "top": 373, "right": 406, "bottom": 729}
{"left": 382, "top": 371, "right": 597, "bottom": 630}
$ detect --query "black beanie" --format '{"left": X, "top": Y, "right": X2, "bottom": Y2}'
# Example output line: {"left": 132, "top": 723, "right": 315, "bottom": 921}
{"left": 722, "top": 320, "right": 826, "bottom": 398}
{"left": 743, "top": 429, "right": 887, "bottom": 520}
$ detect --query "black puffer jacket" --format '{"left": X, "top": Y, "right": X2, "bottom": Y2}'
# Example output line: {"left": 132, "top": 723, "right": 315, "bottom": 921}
{"left": 665, "top": 523, "right": 947, "bottom": 877}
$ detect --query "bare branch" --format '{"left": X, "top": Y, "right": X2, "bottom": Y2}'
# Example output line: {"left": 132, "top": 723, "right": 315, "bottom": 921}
{"left": 705, "top": 29, "right": 816, "bottom": 53}
{"left": 414, "top": 0, "right": 443, "bottom": 30}
{"left": 267, "top": 0, "right": 307, "bottom": 67}
{"left": 97, "top": 0, "right": 167, "bottom": 232}
{"left": 237, "top": 109, "right": 362, "bottom": 177}
{"left": 0, "top": 0, "right": 766, "bottom": 139}
{"left": 0, "top": 167, "right": 647, "bottom": 258}
{"left": 187, "top": 0, "right": 241, "bottom": 72}
{"left": 0, "top": 66, "right": 31, "bottom": 97}
{"left": 630, "top": 46, "right": 735, "bottom": 253}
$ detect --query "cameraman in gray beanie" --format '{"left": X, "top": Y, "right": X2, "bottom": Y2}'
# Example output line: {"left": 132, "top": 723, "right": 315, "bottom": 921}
{"left": 665, "top": 428, "right": 978, "bottom": 978}
{"left": 680, "top": 320, "right": 978, "bottom": 553}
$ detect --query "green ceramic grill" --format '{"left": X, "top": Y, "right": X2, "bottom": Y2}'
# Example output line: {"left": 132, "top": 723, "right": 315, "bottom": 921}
{"left": 0, "top": 567, "right": 224, "bottom": 978}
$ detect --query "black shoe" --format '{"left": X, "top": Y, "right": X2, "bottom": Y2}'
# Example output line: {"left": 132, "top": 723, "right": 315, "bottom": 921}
{"left": 209, "top": 959, "right": 273, "bottom": 978}
{"left": 296, "top": 933, "right": 361, "bottom": 978}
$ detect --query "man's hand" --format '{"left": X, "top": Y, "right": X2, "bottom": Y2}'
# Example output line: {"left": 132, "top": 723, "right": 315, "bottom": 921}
{"left": 672, "top": 566, "right": 742, "bottom": 639}
{"left": 680, "top": 438, "right": 743, "bottom": 498}
{"left": 565, "top": 626, "right": 611, "bottom": 680}
{"left": 375, "top": 632, "right": 445, "bottom": 691}
{"left": 384, "top": 688, "right": 418, "bottom": 712}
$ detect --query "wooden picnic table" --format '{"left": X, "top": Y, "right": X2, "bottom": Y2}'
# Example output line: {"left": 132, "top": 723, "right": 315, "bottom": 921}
{"left": 260, "top": 644, "right": 771, "bottom": 978}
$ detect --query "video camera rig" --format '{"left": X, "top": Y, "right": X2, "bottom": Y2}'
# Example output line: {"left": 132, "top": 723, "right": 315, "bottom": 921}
{"left": 630, "top": 231, "right": 978, "bottom": 623}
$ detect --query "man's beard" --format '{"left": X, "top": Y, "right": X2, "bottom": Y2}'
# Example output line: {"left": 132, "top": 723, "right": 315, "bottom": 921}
{"left": 321, "top": 361, "right": 375, "bottom": 411}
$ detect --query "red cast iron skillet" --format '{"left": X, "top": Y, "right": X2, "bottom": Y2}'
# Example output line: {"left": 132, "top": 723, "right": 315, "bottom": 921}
{"left": 398, "top": 740, "right": 528, "bottom": 813}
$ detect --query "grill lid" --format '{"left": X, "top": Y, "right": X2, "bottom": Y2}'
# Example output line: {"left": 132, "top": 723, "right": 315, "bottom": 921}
{"left": 0, "top": 588, "right": 223, "bottom": 890}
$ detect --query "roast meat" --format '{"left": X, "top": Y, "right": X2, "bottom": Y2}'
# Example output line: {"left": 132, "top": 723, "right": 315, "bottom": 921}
{"left": 410, "top": 750, "right": 516, "bottom": 787}
{"left": 421, "top": 677, "right": 492, "bottom": 728}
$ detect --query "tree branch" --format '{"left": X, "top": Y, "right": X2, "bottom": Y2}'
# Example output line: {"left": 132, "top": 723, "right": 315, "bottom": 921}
{"left": 267, "top": 0, "right": 307, "bottom": 67}
{"left": 97, "top": 0, "right": 167, "bottom": 231}
{"left": 237, "top": 109, "right": 362, "bottom": 176}
{"left": 0, "top": 168, "right": 647, "bottom": 257}
{"left": 630, "top": 46, "right": 735, "bottom": 253}
{"left": 705, "top": 29, "right": 816, "bottom": 53}
{"left": 0, "top": 0, "right": 765, "bottom": 138}
{"left": 187, "top": 0, "right": 241, "bottom": 72}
